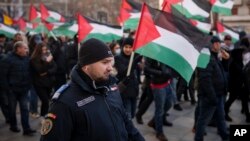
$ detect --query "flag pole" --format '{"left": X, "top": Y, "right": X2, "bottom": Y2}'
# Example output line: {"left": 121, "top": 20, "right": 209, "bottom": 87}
{"left": 126, "top": 52, "right": 135, "bottom": 76}
{"left": 50, "top": 31, "right": 58, "bottom": 41}
{"left": 127, "top": 3, "right": 146, "bottom": 77}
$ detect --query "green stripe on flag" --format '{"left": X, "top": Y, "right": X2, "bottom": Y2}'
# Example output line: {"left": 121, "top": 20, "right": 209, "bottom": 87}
{"left": 173, "top": 5, "right": 207, "bottom": 21}
{"left": 85, "top": 33, "right": 122, "bottom": 43}
{"left": 135, "top": 42, "right": 194, "bottom": 82}
{"left": 124, "top": 18, "right": 139, "bottom": 30}
{"left": 197, "top": 48, "right": 210, "bottom": 68}
{"left": 212, "top": 6, "right": 231, "bottom": 15}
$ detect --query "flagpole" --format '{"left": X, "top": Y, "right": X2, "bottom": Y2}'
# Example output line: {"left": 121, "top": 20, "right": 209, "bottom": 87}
{"left": 127, "top": 3, "right": 147, "bottom": 77}
{"left": 49, "top": 31, "right": 58, "bottom": 41}
{"left": 126, "top": 52, "right": 135, "bottom": 76}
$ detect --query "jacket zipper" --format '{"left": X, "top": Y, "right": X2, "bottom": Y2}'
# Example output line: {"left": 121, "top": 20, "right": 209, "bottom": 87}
{"left": 103, "top": 96, "right": 120, "bottom": 141}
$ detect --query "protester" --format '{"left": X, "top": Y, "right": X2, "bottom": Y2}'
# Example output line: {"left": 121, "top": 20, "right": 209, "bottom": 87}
{"left": 3, "top": 41, "right": 36, "bottom": 135}
{"left": 195, "top": 36, "right": 229, "bottom": 141}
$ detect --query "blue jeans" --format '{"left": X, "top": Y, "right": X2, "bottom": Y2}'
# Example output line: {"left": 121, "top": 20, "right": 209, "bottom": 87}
{"left": 29, "top": 86, "right": 38, "bottom": 114}
{"left": 195, "top": 95, "right": 229, "bottom": 141}
{"left": 8, "top": 90, "right": 31, "bottom": 130}
{"left": 152, "top": 85, "right": 172, "bottom": 134}
{"left": 170, "top": 78, "right": 178, "bottom": 104}
{"left": 122, "top": 98, "right": 137, "bottom": 119}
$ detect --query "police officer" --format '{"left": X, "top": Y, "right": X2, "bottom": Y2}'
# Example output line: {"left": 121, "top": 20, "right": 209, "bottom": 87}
{"left": 40, "top": 38, "right": 145, "bottom": 141}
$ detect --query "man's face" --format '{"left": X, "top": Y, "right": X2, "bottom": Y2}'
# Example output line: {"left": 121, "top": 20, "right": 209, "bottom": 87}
{"left": 17, "top": 45, "right": 29, "bottom": 57}
{"left": 83, "top": 57, "right": 114, "bottom": 82}
{"left": 212, "top": 42, "right": 221, "bottom": 53}
{"left": 224, "top": 39, "right": 232, "bottom": 46}
{"left": 123, "top": 45, "right": 133, "bottom": 56}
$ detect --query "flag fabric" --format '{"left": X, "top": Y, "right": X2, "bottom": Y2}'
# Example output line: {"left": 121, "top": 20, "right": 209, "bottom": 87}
{"left": 170, "top": 0, "right": 211, "bottom": 21}
{"left": 210, "top": 0, "right": 234, "bottom": 15}
{"left": 216, "top": 22, "right": 239, "bottom": 43}
{"left": 51, "top": 22, "right": 78, "bottom": 38}
{"left": 77, "top": 14, "right": 93, "bottom": 43}
{"left": 15, "top": 17, "right": 32, "bottom": 31}
{"left": 118, "top": 0, "right": 142, "bottom": 30}
{"left": 162, "top": 0, "right": 182, "bottom": 13}
{"left": 0, "top": 12, "right": 13, "bottom": 26}
{"left": 40, "top": 3, "right": 65, "bottom": 23}
{"left": 86, "top": 22, "right": 123, "bottom": 43}
{"left": 29, "top": 4, "right": 41, "bottom": 23}
{"left": 190, "top": 19, "right": 212, "bottom": 34}
{"left": 0, "top": 23, "right": 17, "bottom": 38}
{"left": 133, "top": 4, "right": 210, "bottom": 82}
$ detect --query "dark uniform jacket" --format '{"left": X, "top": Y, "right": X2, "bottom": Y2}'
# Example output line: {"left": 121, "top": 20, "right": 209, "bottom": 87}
{"left": 40, "top": 65, "right": 145, "bottom": 141}
{"left": 197, "top": 51, "right": 227, "bottom": 105}
{"left": 3, "top": 52, "right": 31, "bottom": 92}
{"left": 144, "top": 57, "right": 172, "bottom": 85}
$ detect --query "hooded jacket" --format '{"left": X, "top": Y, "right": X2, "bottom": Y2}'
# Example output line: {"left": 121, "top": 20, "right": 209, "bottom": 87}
{"left": 40, "top": 65, "right": 144, "bottom": 141}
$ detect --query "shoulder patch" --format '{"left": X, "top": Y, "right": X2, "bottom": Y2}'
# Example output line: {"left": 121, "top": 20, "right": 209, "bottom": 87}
{"left": 52, "top": 84, "right": 70, "bottom": 100}
{"left": 41, "top": 119, "right": 53, "bottom": 135}
{"left": 76, "top": 96, "right": 95, "bottom": 107}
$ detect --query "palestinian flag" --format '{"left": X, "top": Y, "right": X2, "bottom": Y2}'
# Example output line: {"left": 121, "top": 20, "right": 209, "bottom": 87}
{"left": 86, "top": 22, "right": 123, "bottom": 43}
{"left": 52, "top": 22, "right": 78, "bottom": 38}
{"left": 15, "top": 17, "right": 34, "bottom": 32}
{"left": 118, "top": 0, "right": 141, "bottom": 30}
{"left": 210, "top": 0, "right": 234, "bottom": 15}
{"left": 133, "top": 4, "right": 210, "bottom": 82}
{"left": 40, "top": 3, "right": 65, "bottom": 23}
{"left": 190, "top": 19, "right": 212, "bottom": 34}
{"left": 0, "top": 23, "right": 17, "bottom": 38}
{"left": 77, "top": 14, "right": 93, "bottom": 43}
{"left": 161, "top": 0, "right": 181, "bottom": 13}
{"left": 217, "top": 22, "right": 239, "bottom": 43}
{"left": 29, "top": 4, "right": 41, "bottom": 23}
{"left": 170, "top": 0, "right": 211, "bottom": 21}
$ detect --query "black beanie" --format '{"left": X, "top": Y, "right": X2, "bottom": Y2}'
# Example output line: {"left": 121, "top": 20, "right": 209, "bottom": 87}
{"left": 122, "top": 37, "right": 134, "bottom": 47}
{"left": 78, "top": 38, "right": 113, "bottom": 66}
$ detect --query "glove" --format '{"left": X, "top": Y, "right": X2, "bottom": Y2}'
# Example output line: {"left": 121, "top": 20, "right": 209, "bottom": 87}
{"left": 122, "top": 76, "right": 131, "bottom": 85}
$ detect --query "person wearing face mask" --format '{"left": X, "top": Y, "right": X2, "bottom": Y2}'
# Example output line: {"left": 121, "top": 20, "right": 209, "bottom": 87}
{"left": 109, "top": 42, "right": 121, "bottom": 56}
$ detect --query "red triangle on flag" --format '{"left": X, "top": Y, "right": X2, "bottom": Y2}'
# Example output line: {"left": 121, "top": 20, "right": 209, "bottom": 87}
{"left": 162, "top": 0, "right": 182, "bottom": 13}
{"left": 210, "top": 0, "right": 216, "bottom": 5}
{"left": 77, "top": 14, "right": 93, "bottom": 43}
{"left": 133, "top": 3, "right": 160, "bottom": 51}
{"left": 122, "top": 0, "right": 132, "bottom": 10}
{"left": 118, "top": 8, "right": 131, "bottom": 24}
{"left": 16, "top": 18, "right": 27, "bottom": 31}
{"left": 29, "top": 4, "right": 38, "bottom": 22}
{"left": 189, "top": 19, "right": 198, "bottom": 26}
{"left": 40, "top": 3, "right": 50, "bottom": 22}
{"left": 216, "top": 22, "right": 225, "bottom": 33}
{"left": 44, "top": 22, "right": 54, "bottom": 31}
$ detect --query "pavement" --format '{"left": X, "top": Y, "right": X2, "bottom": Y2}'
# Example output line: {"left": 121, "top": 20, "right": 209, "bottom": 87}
{"left": 0, "top": 95, "right": 249, "bottom": 141}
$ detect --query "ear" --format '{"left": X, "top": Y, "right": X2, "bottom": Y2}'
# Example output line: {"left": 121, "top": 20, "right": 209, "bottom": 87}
{"left": 82, "top": 65, "right": 89, "bottom": 72}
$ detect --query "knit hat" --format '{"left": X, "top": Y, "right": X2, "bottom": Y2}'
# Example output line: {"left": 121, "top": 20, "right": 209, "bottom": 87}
{"left": 211, "top": 36, "right": 221, "bottom": 44}
{"left": 78, "top": 38, "right": 113, "bottom": 66}
{"left": 122, "top": 37, "right": 134, "bottom": 47}
{"left": 224, "top": 35, "right": 232, "bottom": 41}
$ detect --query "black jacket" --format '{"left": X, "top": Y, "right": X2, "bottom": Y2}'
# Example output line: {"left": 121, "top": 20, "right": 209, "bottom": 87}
{"left": 228, "top": 48, "right": 245, "bottom": 92}
{"left": 114, "top": 53, "right": 140, "bottom": 98}
{"left": 197, "top": 51, "right": 227, "bottom": 105}
{"left": 3, "top": 52, "right": 31, "bottom": 92}
{"left": 144, "top": 57, "right": 172, "bottom": 85}
{"left": 40, "top": 66, "right": 145, "bottom": 141}
{"left": 30, "top": 58, "right": 57, "bottom": 88}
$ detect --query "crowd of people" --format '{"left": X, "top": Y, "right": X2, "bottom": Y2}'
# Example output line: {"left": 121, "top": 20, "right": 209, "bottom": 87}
{"left": 0, "top": 30, "right": 250, "bottom": 141}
